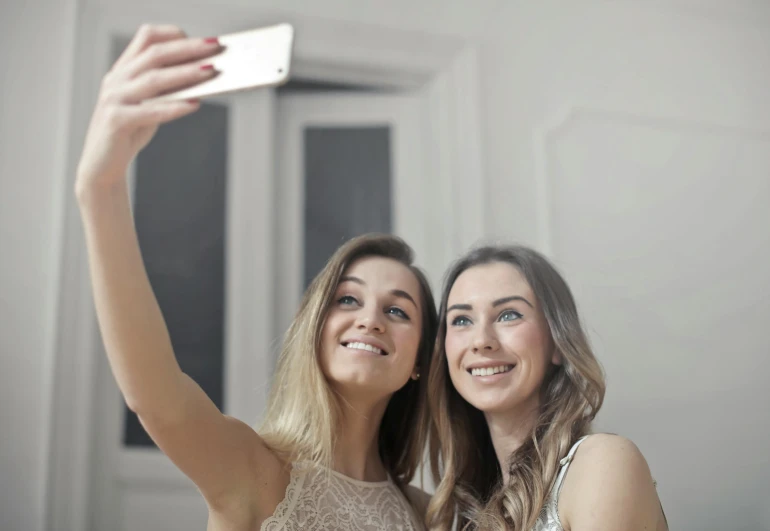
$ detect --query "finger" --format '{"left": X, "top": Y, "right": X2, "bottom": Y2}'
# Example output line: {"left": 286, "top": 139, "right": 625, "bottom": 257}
{"left": 119, "top": 99, "right": 201, "bottom": 129}
{"left": 113, "top": 24, "right": 186, "bottom": 70}
{"left": 122, "top": 36, "right": 222, "bottom": 80}
{"left": 114, "top": 62, "right": 219, "bottom": 104}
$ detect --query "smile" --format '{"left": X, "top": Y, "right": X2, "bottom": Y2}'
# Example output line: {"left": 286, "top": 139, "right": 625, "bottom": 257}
{"left": 468, "top": 364, "right": 514, "bottom": 377}
{"left": 342, "top": 341, "right": 387, "bottom": 356}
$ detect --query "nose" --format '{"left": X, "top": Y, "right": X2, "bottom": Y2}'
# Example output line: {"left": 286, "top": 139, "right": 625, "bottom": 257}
{"left": 472, "top": 324, "right": 500, "bottom": 353}
{"left": 355, "top": 307, "right": 385, "bottom": 334}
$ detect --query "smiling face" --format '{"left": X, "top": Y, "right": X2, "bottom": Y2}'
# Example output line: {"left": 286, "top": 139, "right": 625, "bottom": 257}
{"left": 444, "top": 261, "right": 560, "bottom": 415}
{"left": 319, "top": 256, "right": 423, "bottom": 399}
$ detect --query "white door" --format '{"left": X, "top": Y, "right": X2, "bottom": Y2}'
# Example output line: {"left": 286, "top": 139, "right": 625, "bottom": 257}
{"left": 89, "top": 89, "right": 447, "bottom": 530}
{"left": 274, "top": 92, "right": 445, "bottom": 344}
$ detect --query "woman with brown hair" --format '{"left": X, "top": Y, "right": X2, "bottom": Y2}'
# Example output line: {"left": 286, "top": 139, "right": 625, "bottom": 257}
{"left": 76, "top": 24, "right": 437, "bottom": 530}
{"left": 426, "top": 245, "right": 667, "bottom": 531}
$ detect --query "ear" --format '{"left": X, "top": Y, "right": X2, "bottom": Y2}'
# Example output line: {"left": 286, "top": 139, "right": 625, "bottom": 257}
{"left": 551, "top": 348, "right": 563, "bottom": 366}
{"left": 410, "top": 366, "right": 421, "bottom": 381}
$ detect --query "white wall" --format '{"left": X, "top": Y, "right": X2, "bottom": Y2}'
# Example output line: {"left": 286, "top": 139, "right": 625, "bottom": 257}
{"left": 0, "top": 1, "right": 77, "bottom": 530}
{"left": 477, "top": 2, "right": 770, "bottom": 530}
{"left": 2, "top": 0, "right": 769, "bottom": 530}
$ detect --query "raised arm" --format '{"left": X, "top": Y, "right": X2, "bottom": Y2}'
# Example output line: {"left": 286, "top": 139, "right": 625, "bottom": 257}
{"left": 75, "top": 24, "right": 282, "bottom": 514}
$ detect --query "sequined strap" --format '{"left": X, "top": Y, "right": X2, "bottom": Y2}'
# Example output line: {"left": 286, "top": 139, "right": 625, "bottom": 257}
{"left": 553, "top": 436, "right": 591, "bottom": 498}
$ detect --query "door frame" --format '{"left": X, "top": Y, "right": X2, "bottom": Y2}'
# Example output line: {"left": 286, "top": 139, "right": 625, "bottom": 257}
{"left": 274, "top": 92, "right": 437, "bottom": 341}
{"left": 46, "top": 4, "right": 485, "bottom": 530}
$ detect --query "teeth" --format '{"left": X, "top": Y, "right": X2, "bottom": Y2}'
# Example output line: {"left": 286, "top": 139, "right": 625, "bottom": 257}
{"left": 470, "top": 365, "right": 513, "bottom": 377}
{"left": 345, "top": 342, "right": 383, "bottom": 355}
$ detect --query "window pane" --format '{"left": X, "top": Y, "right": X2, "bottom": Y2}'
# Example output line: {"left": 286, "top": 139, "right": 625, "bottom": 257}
{"left": 303, "top": 126, "right": 392, "bottom": 287}
{"left": 123, "top": 103, "right": 228, "bottom": 447}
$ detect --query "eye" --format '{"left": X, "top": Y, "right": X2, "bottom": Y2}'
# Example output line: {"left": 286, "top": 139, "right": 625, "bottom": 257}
{"left": 450, "top": 315, "right": 472, "bottom": 327}
{"left": 337, "top": 295, "right": 359, "bottom": 306}
{"left": 498, "top": 309, "right": 522, "bottom": 322}
{"left": 387, "top": 306, "right": 410, "bottom": 320}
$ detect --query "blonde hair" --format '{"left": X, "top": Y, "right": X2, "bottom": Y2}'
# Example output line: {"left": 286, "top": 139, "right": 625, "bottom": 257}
{"left": 260, "top": 233, "right": 438, "bottom": 485}
{"left": 426, "top": 245, "right": 605, "bottom": 530}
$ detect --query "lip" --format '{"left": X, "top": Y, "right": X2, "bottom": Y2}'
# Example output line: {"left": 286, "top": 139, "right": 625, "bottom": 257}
{"left": 341, "top": 336, "right": 390, "bottom": 356}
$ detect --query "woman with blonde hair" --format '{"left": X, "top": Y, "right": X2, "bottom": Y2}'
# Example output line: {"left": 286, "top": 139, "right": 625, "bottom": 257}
{"left": 426, "top": 245, "right": 667, "bottom": 530}
{"left": 76, "top": 24, "right": 436, "bottom": 530}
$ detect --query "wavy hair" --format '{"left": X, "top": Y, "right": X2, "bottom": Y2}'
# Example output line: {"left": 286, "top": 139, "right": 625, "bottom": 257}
{"left": 259, "top": 233, "right": 438, "bottom": 486}
{"left": 426, "top": 245, "right": 605, "bottom": 530}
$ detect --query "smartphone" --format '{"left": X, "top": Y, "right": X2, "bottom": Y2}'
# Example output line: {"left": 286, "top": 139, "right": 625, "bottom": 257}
{"left": 151, "top": 23, "right": 294, "bottom": 102}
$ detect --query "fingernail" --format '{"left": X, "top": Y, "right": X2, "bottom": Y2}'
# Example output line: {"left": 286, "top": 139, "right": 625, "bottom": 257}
{"left": 187, "top": 99, "right": 200, "bottom": 104}
{"left": 200, "top": 64, "right": 215, "bottom": 71}
{"left": 203, "top": 37, "right": 219, "bottom": 45}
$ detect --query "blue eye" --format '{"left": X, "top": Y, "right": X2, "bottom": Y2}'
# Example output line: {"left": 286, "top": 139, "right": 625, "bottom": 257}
{"left": 450, "top": 315, "right": 472, "bottom": 327}
{"left": 338, "top": 295, "right": 358, "bottom": 306}
{"left": 498, "top": 309, "right": 522, "bottom": 322}
{"left": 387, "top": 307, "right": 410, "bottom": 320}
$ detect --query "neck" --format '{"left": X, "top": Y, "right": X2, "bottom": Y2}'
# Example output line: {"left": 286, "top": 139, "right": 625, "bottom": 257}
{"left": 484, "top": 396, "right": 541, "bottom": 484}
{"left": 331, "top": 390, "right": 391, "bottom": 482}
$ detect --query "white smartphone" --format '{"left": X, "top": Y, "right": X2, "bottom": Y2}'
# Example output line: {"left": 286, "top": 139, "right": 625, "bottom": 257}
{"left": 151, "top": 23, "right": 294, "bottom": 102}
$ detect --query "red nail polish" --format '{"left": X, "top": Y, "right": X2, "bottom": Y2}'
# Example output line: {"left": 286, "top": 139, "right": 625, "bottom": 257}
{"left": 187, "top": 99, "right": 200, "bottom": 104}
{"left": 203, "top": 37, "right": 219, "bottom": 45}
{"left": 200, "top": 64, "right": 215, "bottom": 71}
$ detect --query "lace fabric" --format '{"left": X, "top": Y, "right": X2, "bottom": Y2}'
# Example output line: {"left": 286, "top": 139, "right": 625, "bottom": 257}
{"left": 261, "top": 461, "right": 424, "bottom": 531}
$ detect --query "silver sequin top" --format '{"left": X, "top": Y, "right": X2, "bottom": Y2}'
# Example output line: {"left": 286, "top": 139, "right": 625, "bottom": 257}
{"left": 532, "top": 436, "right": 590, "bottom": 531}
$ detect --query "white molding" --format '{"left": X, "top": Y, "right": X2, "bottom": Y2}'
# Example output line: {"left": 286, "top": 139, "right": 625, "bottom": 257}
{"left": 224, "top": 89, "right": 277, "bottom": 424}
{"left": 445, "top": 46, "right": 486, "bottom": 256}
{"left": 418, "top": 45, "right": 487, "bottom": 286}
{"left": 47, "top": 4, "right": 484, "bottom": 529}
{"left": 532, "top": 105, "right": 575, "bottom": 256}
{"left": 45, "top": 4, "right": 104, "bottom": 531}
{"left": 532, "top": 104, "right": 770, "bottom": 255}
{"left": 620, "top": 0, "right": 770, "bottom": 30}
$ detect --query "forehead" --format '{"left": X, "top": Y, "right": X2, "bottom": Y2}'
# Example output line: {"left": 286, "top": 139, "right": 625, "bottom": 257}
{"left": 448, "top": 262, "right": 534, "bottom": 305}
{"left": 341, "top": 256, "right": 421, "bottom": 295}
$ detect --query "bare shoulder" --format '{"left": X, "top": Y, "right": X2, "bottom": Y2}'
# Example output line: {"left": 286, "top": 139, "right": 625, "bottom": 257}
{"left": 559, "top": 434, "right": 666, "bottom": 531}
{"left": 404, "top": 484, "right": 432, "bottom": 520}
{"left": 573, "top": 433, "right": 650, "bottom": 473}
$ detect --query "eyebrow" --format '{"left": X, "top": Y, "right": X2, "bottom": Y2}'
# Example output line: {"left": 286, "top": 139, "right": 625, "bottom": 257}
{"left": 446, "top": 295, "right": 534, "bottom": 313}
{"left": 339, "top": 276, "right": 419, "bottom": 308}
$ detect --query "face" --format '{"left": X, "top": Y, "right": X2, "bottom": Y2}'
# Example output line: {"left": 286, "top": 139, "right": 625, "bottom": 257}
{"left": 444, "top": 262, "right": 560, "bottom": 415}
{"left": 319, "top": 256, "right": 423, "bottom": 399}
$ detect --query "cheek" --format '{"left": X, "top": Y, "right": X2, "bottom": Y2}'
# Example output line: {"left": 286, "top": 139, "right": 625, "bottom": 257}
{"left": 394, "top": 325, "right": 421, "bottom": 359}
{"left": 444, "top": 332, "right": 464, "bottom": 371}
{"left": 318, "top": 313, "right": 339, "bottom": 361}
{"left": 502, "top": 324, "right": 550, "bottom": 368}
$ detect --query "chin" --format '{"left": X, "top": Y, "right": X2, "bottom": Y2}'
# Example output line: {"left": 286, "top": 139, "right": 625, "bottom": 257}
{"left": 328, "top": 370, "right": 395, "bottom": 394}
{"left": 459, "top": 390, "right": 514, "bottom": 415}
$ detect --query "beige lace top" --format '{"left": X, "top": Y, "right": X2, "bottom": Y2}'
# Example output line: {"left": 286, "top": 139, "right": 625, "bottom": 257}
{"left": 260, "top": 461, "right": 425, "bottom": 531}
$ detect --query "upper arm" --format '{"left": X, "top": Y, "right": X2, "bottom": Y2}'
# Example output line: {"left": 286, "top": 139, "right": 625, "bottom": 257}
{"left": 137, "top": 373, "right": 285, "bottom": 513}
{"left": 404, "top": 484, "right": 432, "bottom": 522}
{"left": 558, "top": 434, "right": 663, "bottom": 531}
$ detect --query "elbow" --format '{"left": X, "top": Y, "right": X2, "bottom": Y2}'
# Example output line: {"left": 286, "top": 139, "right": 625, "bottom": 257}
{"left": 123, "top": 393, "right": 146, "bottom": 416}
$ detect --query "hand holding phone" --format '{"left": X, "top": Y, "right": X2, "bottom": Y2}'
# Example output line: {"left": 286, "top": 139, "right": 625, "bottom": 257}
{"left": 76, "top": 23, "right": 293, "bottom": 197}
{"left": 150, "top": 23, "right": 294, "bottom": 102}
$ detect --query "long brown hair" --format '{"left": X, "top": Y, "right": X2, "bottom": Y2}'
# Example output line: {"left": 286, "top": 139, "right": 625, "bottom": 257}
{"left": 427, "top": 245, "right": 605, "bottom": 529}
{"left": 260, "top": 233, "right": 438, "bottom": 485}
